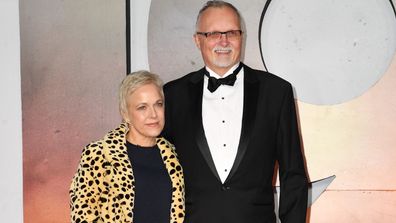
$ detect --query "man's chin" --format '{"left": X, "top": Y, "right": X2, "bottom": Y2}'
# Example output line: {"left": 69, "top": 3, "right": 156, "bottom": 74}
{"left": 213, "top": 61, "right": 233, "bottom": 68}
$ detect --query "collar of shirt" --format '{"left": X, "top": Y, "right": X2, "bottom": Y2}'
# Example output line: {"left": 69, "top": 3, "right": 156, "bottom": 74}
{"left": 205, "top": 63, "right": 241, "bottom": 79}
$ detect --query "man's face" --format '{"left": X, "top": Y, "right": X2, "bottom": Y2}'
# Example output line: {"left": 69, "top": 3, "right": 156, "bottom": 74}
{"left": 194, "top": 6, "right": 243, "bottom": 76}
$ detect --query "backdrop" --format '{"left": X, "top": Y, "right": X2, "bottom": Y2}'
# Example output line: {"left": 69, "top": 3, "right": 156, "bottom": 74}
{"left": 20, "top": 0, "right": 126, "bottom": 222}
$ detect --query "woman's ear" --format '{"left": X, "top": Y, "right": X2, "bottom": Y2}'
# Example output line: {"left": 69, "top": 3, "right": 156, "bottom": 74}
{"left": 121, "top": 111, "right": 130, "bottom": 124}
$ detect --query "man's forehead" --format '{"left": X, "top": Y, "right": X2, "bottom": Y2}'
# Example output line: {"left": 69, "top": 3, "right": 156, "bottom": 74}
{"left": 198, "top": 7, "right": 241, "bottom": 29}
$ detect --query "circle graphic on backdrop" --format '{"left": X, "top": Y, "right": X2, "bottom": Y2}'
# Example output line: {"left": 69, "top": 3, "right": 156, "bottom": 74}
{"left": 147, "top": 0, "right": 396, "bottom": 105}
{"left": 259, "top": 0, "right": 396, "bottom": 105}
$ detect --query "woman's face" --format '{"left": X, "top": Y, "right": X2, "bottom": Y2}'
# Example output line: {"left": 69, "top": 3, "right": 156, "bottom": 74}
{"left": 124, "top": 83, "right": 164, "bottom": 145}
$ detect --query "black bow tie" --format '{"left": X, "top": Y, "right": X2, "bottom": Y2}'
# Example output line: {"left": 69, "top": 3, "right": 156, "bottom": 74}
{"left": 204, "top": 63, "right": 243, "bottom": 93}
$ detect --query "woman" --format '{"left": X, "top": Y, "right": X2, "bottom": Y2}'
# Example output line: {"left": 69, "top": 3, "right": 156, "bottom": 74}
{"left": 69, "top": 70, "right": 185, "bottom": 223}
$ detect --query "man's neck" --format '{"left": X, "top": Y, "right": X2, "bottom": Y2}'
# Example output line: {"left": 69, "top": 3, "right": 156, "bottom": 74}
{"left": 206, "top": 63, "right": 240, "bottom": 78}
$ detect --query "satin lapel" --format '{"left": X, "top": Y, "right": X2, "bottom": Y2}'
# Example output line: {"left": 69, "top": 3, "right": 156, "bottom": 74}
{"left": 189, "top": 70, "right": 221, "bottom": 182}
{"left": 225, "top": 67, "right": 259, "bottom": 183}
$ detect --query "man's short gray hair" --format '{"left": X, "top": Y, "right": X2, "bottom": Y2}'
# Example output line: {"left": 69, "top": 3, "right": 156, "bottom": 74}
{"left": 195, "top": 0, "right": 242, "bottom": 31}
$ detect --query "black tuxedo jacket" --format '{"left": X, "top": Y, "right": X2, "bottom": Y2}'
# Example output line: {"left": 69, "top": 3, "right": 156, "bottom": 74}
{"left": 163, "top": 64, "right": 308, "bottom": 223}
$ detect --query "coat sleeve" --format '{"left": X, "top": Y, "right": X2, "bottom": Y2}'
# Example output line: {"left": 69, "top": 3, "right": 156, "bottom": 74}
{"left": 276, "top": 84, "right": 308, "bottom": 223}
{"left": 69, "top": 143, "right": 104, "bottom": 223}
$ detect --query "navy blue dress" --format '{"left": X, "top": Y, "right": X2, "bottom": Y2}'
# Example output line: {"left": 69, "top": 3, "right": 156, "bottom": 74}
{"left": 126, "top": 141, "right": 172, "bottom": 223}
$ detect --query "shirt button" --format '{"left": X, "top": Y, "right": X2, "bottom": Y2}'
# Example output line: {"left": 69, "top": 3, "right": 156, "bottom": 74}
{"left": 222, "top": 120, "right": 225, "bottom": 123}
{"left": 221, "top": 97, "right": 225, "bottom": 100}
{"left": 223, "top": 144, "right": 226, "bottom": 147}
{"left": 221, "top": 185, "right": 231, "bottom": 191}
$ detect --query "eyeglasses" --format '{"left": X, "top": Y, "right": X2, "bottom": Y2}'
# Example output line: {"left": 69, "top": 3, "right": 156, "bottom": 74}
{"left": 196, "top": 30, "right": 243, "bottom": 41}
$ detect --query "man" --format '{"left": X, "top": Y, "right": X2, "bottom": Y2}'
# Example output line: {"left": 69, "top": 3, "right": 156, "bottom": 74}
{"left": 163, "top": 1, "right": 308, "bottom": 222}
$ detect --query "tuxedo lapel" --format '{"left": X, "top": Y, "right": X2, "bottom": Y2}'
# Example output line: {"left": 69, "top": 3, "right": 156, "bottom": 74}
{"left": 189, "top": 69, "right": 221, "bottom": 182}
{"left": 225, "top": 65, "right": 259, "bottom": 183}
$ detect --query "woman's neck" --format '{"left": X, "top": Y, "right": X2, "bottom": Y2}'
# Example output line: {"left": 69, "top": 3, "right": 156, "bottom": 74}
{"left": 126, "top": 132, "right": 156, "bottom": 147}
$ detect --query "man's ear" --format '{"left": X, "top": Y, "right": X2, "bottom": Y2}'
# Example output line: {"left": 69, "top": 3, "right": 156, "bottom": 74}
{"left": 193, "top": 34, "right": 201, "bottom": 49}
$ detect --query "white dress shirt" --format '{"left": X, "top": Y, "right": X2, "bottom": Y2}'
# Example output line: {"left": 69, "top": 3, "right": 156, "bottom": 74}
{"left": 202, "top": 63, "right": 244, "bottom": 183}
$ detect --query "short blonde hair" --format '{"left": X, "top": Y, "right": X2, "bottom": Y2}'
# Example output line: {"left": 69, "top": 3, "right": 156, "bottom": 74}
{"left": 118, "top": 70, "right": 164, "bottom": 119}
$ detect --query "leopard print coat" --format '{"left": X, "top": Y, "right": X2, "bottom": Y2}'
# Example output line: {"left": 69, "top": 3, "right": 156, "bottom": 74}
{"left": 69, "top": 123, "right": 185, "bottom": 223}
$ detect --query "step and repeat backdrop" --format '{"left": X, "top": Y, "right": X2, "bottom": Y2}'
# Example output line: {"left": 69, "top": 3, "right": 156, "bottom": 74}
{"left": 21, "top": 0, "right": 396, "bottom": 222}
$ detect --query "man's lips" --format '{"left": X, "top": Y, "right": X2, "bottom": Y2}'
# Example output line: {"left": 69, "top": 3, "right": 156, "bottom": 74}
{"left": 214, "top": 47, "right": 232, "bottom": 54}
{"left": 215, "top": 49, "right": 231, "bottom": 53}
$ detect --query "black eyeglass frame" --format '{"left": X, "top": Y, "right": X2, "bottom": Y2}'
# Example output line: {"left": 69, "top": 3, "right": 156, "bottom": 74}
{"left": 195, "top": 30, "right": 243, "bottom": 39}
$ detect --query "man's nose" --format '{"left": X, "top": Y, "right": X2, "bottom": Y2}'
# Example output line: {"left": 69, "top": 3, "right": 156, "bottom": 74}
{"left": 218, "top": 33, "right": 229, "bottom": 45}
